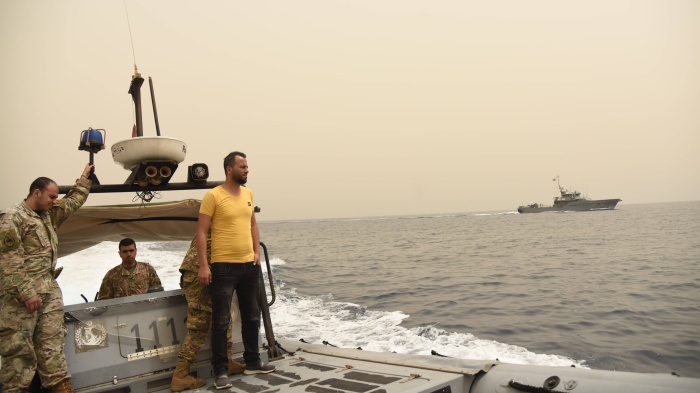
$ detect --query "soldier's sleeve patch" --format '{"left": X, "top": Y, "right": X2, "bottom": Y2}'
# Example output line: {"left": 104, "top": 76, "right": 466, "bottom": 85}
{"left": 0, "top": 228, "right": 20, "bottom": 251}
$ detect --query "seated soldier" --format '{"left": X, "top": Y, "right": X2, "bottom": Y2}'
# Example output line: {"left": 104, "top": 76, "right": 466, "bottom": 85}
{"left": 97, "top": 238, "right": 162, "bottom": 300}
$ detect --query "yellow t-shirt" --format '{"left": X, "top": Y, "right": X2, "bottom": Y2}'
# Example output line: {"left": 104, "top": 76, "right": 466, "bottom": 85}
{"left": 199, "top": 186, "right": 255, "bottom": 263}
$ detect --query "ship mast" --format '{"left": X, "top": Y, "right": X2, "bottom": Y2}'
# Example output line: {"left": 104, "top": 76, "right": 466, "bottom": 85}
{"left": 554, "top": 175, "right": 565, "bottom": 196}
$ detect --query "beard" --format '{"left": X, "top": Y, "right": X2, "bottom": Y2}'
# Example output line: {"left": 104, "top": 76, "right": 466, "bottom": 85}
{"left": 234, "top": 175, "right": 247, "bottom": 185}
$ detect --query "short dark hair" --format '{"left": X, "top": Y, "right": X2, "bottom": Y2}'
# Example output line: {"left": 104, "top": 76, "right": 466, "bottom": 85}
{"left": 119, "top": 238, "right": 136, "bottom": 250}
{"left": 27, "top": 177, "right": 56, "bottom": 198}
{"left": 223, "top": 151, "right": 246, "bottom": 172}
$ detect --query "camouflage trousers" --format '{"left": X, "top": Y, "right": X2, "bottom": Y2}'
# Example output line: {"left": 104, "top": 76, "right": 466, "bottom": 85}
{"left": 177, "top": 271, "right": 234, "bottom": 364}
{"left": 0, "top": 283, "right": 69, "bottom": 392}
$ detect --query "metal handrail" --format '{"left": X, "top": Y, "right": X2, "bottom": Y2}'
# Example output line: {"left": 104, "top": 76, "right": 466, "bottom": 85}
{"left": 258, "top": 241, "right": 281, "bottom": 359}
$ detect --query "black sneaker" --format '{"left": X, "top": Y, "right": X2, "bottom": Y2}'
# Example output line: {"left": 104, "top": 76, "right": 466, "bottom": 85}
{"left": 244, "top": 363, "right": 276, "bottom": 375}
{"left": 214, "top": 374, "right": 232, "bottom": 390}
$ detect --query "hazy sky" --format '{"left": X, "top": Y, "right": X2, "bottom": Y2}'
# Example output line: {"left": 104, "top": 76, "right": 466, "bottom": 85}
{"left": 1, "top": 1, "right": 698, "bottom": 221}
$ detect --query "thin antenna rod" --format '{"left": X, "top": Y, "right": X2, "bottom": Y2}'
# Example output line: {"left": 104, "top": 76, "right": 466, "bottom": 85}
{"left": 123, "top": 0, "right": 137, "bottom": 67}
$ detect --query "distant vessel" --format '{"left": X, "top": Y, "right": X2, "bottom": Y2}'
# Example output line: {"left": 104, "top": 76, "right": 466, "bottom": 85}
{"left": 518, "top": 176, "right": 621, "bottom": 213}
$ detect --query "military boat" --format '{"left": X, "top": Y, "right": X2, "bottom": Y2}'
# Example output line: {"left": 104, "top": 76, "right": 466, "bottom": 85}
{"left": 6, "top": 72, "right": 698, "bottom": 393}
{"left": 518, "top": 176, "right": 621, "bottom": 213}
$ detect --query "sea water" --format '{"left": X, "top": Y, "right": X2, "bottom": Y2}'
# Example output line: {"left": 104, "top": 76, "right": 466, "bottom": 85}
{"left": 57, "top": 201, "right": 700, "bottom": 377}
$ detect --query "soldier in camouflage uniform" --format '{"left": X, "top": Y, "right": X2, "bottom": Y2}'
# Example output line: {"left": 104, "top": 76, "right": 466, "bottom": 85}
{"left": 170, "top": 233, "right": 244, "bottom": 392}
{"left": 0, "top": 164, "right": 93, "bottom": 393}
{"left": 96, "top": 238, "right": 162, "bottom": 300}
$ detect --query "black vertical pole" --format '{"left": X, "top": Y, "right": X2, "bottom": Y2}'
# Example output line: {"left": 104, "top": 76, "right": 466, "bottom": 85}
{"left": 87, "top": 151, "right": 99, "bottom": 185}
{"left": 149, "top": 77, "right": 161, "bottom": 136}
{"left": 129, "top": 71, "right": 145, "bottom": 137}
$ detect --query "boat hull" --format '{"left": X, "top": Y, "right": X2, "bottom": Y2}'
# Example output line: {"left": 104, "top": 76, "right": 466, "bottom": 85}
{"left": 518, "top": 198, "right": 621, "bottom": 213}
{"left": 57, "top": 288, "right": 700, "bottom": 393}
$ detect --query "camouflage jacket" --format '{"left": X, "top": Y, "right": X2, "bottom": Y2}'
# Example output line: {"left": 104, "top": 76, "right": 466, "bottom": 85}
{"left": 97, "top": 261, "right": 162, "bottom": 300}
{"left": 0, "top": 177, "right": 91, "bottom": 302}
{"left": 179, "top": 232, "right": 212, "bottom": 274}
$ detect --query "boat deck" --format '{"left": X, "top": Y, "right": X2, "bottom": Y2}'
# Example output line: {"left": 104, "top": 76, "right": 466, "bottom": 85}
{"left": 176, "top": 341, "right": 481, "bottom": 393}
{"left": 72, "top": 337, "right": 484, "bottom": 392}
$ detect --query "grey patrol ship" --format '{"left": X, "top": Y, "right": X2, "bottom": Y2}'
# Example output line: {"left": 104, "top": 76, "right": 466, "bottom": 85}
{"left": 518, "top": 176, "right": 621, "bottom": 213}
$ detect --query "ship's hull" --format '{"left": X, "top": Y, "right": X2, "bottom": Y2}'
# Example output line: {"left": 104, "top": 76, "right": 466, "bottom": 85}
{"left": 518, "top": 198, "right": 621, "bottom": 214}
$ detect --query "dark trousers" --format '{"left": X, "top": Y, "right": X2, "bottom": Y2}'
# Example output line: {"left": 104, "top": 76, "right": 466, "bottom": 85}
{"left": 209, "top": 262, "right": 262, "bottom": 375}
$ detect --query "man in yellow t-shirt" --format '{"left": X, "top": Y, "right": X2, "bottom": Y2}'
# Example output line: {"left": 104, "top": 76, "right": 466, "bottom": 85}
{"left": 196, "top": 151, "right": 274, "bottom": 389}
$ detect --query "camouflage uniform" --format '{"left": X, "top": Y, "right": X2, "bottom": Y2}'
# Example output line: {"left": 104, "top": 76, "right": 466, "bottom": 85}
{"left": 0, "top": 177, "right": 91, "bottom": 392}
{"left": 96, "top": 261, "right": 161, "bottom": 300}
{"left": 177, "top": 235, "right": 235, "bottom": 363}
